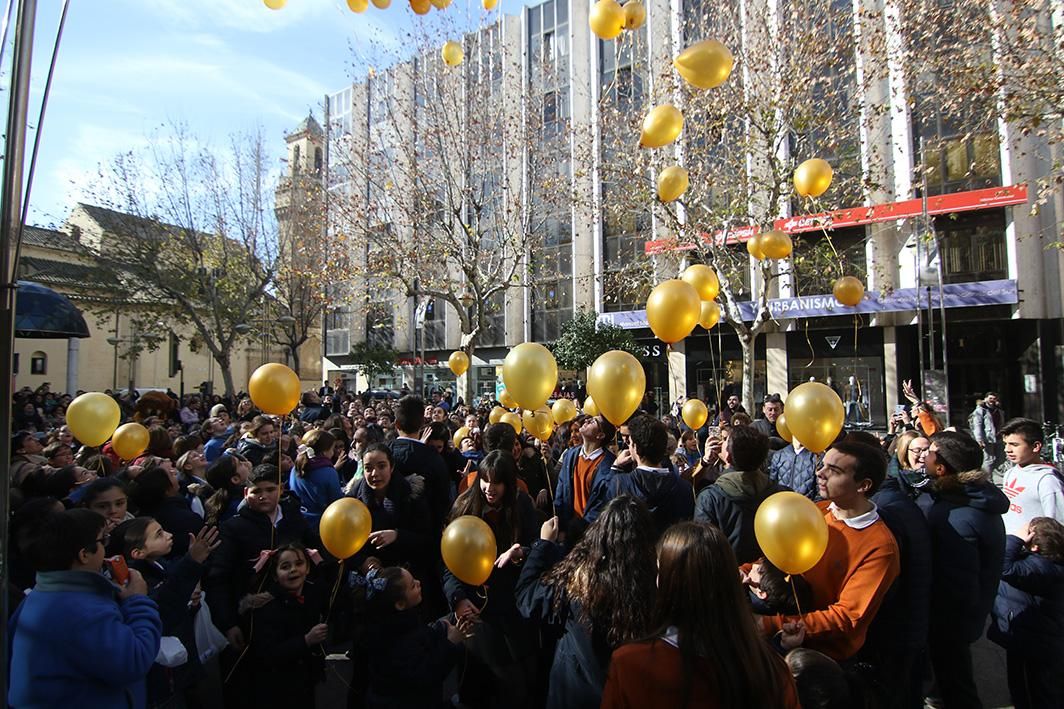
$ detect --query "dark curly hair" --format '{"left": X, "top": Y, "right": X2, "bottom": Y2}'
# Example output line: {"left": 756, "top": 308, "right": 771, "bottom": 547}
{"left": 539, "top": 495, "right": 657, "bottom": 648}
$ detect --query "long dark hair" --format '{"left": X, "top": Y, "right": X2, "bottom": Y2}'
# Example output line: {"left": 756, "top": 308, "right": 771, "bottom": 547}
{"left": 449, "top": 450, "right": 521, "bottom": 548}
{"left": 653, "top": 522, "right": 785, "bottom": 707}
{"left": 204, "top": 455, "right": 244, "bottom": 526}
{"left": 540, "top": 495, "right": 656, "bottom": 647}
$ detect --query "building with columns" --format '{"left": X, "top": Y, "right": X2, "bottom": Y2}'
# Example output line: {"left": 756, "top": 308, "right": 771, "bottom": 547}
{"left": 312, "top": 0, "right": 1063, "bottom": 425}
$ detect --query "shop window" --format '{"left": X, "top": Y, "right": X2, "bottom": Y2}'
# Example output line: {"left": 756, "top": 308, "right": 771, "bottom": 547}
{"left": 935, "top": 210, "right": 1007, "bottom": 284}
{"left": 30, "top": 351, "right": 46, "bottom": 375}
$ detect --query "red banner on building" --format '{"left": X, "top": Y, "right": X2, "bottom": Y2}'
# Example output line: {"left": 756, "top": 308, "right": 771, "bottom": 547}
{"left": 644, "top": 184, "right": 1028, "bottom": 254}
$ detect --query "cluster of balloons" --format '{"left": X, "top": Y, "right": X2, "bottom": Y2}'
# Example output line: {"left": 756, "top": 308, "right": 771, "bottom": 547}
{"left": 745, "top": 229, "right": 794, "bottom": 262}
{"left": 588, "top": 0, "right": 645, "bottom": 40}
{"left": 645, "top": 263, "right": 721, "bottom": 347}
{"left": 248, "top": 363, "right": 302, "bottom": 415}
{"left": 264, "top": 0, "right": 477, "bottom": 14}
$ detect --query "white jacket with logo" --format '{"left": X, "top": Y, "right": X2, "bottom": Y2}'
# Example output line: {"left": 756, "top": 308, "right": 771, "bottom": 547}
{"left": 1001, "top": 462, "right": 1064, "bottom": 535}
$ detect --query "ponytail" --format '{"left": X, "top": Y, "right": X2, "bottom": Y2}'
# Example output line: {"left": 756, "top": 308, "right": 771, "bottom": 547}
{"left": 296, "top": 429, "right": 336, "bottom": 478}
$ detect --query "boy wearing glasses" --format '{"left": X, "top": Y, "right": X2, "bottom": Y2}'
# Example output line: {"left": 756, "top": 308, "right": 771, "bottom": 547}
{"left": 9, "top": 508, "right": 161, "bottom": 708}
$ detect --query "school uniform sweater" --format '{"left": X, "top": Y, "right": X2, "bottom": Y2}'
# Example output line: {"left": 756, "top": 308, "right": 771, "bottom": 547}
{"left": 760, "top": 501, "right": 900, "bottom": 661}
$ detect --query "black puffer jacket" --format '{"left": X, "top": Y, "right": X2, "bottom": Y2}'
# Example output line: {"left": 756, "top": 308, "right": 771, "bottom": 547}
{"left": 694, "top": 470, "right": 788, "bottom": 564}
{"left": 364, "top": 609, "right": 462, "bottom": 709}
{"left": 924, "top": 469, "right": 1009, "bottom": 642}
{"left": 988, "top": 535, "right": 1064, "bottom": 657}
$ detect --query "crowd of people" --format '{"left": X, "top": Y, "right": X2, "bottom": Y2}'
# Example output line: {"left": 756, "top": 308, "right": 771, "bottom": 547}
{"left": 6, "top": 378, "right": 1064, "bottom": 709}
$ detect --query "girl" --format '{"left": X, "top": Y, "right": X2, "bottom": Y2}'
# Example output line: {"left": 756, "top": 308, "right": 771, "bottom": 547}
{"left": 82, "top": 477, "right": 133, "bottom": 531}
{"left": 203, "top": 454, "right": 252, "bottom": 527}
{"left": 602, "top": 522, "right": 800, "bottom": 708}
{"left": 128, "top": 465, "right": 204, "bottom": 560}
{"left": 175, "top": 448, "right": 209, "bottom": 517}
{"left": 237, "top": 415, "right": 279, "bottom": 466}
{"left": 289, "top": 429, "right": 344, "bottom": 534}
{"left": 516, "top": 496, "right": 657, "bottom": 708}
{"left": 242, "top": 543, "right": 328, "bottom": 708}
{"left": 355, "top": 565, "right": 467, "bottom": 709}
{"left": 679, "top": 430, "right": 701, "bottom": 471}
{"left": 41, "top": 464, "right": 97, "bottom": 505}
{"left": 445, "top": 450, "right": 539, "bottom": 708}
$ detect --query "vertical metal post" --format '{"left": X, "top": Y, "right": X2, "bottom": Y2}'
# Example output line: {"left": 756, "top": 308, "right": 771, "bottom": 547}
{"left": 0, "top": 1, "right": 37, "bottom": 703}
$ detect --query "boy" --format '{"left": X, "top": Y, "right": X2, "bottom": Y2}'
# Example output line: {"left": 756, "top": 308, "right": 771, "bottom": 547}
{"left": 989, "top": 517, "right": 1064, "bottom": 708}
{"left": 9, "top": 508, "right": 161, "bottom": 708}
{"left": 999, "top": 417, "right": 1064, "bottom": 534}
{"left": 555, "top": 414, "right": 617, "bottom": 529}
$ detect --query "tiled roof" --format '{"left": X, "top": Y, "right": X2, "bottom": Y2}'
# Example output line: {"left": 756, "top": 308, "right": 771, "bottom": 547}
{"left": 22, "top": 225, "right": 82, "bottom": 252}
{"left": 19, "top": 257, "right": 106, "bottom": 289}
{"left": 289, "top": 114, "right": 323, "bottom": 138}
{"left": 75, "top": 203, "right": 173, "bottom": 238}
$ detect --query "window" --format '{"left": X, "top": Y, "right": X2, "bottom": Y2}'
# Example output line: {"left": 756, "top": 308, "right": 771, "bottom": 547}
{"left": 367, "top": 303, "right": 394, "bottom": 349}
{"left": 314, "top": 148, "right": 323, "bottom": 173}
{"left": 325, "top": 309, "right": 351, "bottom": 357}
{"left": 478, "top": 291, "right": 506, "bottom": 347}
{"left": 422, "top": 298, "right": 447, "bottom": 351}
{"left": 30, "top": 351, "right": 46, "bottom": 375}
{"left": 791, "top": 227, "right": 868, "bottom": 296}
{"left": 935, "top": 210, "right": 1007, "bottom": 284}
{"left": 292, "top": 145, "right": 301, "bottom": 174}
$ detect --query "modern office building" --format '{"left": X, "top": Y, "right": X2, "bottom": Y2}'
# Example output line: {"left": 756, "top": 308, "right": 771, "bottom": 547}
{"left": 312, "top": 0, "right": 1063, "bottom": 425}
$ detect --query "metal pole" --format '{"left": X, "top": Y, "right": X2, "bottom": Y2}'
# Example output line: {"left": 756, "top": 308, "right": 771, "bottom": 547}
{"left": 0, "top": 1, "right": 37, "bottom": 703}
{"left": 916, "top": 137, "right": 927, "bottom": 399}
{"left": 320, "top": 93, "right": 330, "bottom": 388}
{"left": 933, "top": 230, "right": 951, "bottom": 425}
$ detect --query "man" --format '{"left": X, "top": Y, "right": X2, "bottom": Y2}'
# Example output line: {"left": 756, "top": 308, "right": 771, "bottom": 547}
{"left": 298, "top": 391, "right": 329, "bottom": 424}
{"left": 9, "top": 508, "right": 162, "bottom": 708}
{"left": 970, "top": 392, "right": 1004, "bottom": 472}
{"left": 609, "top": 415, "right": 694, "bottom": 535}
{"left": 389, "top": 395, "right": 452, "bottom": 533}
{"left": 716, "top": 394, "right": 746, "bottom": 426}
{"left": 769, "top": 437, "right": 822, "bottom": 500}
{"left": 555, "top": 415, "right": 618, "bottom": 529}
{"left": 920, "top": 431, "right": 1008, "bottom": 708}
{"left": 694, "top": 426, "right": 786, "bottom": 563}
{"left": 756, "top": 441, "right": 900, "bottom": 662}
{"left": 752, "top": 393, "right": 787, "bottom": 450}
{"left": 999, "top": 417, "right": 1064, "bottom": 534}
{"left": 11, "top": 430, "right": 46, "bottom": 486}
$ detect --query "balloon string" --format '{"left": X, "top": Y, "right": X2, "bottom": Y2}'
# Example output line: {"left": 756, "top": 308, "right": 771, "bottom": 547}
{"left": 788, "top": 574, "right": 804, "bottom": 618}
{"left": 325, "top": 562, "right": 344, "bottom": 624}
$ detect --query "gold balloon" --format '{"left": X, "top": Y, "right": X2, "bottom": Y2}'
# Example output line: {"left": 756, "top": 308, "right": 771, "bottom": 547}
{"left": 111, "top": 422, "right": 149, "bottom": 461}
{"left": 673, "top": 39, "right": 734, "bottom": 90}
{"left": 589, "top": 0, "right": 626, "bottom": 40}
{"left": 502, "top": 343, "right": 558, "bottom": 410}
{"left": 320, "top": 498, "right": 372, "bottom": 559}
{"left": 263, "top": 0, "right": 286, "bottom": 9}
{"left": 347, "top": 0, "right": 368, "bottom": 11}
{"left": 682, "top": 264, "right": 719, "bottom": 300}
{"left": 67, "top": 392, "right": 121, "bottom": 447}
{"left": 622, "top": 0, "right": 645, "bottom": 29}
{"left": 552, "top": 399, "right": 577, "bottom": 425}
{"left": 500, "top": 411, "right": 522, "bottom": 434}
{"left": 483, "top": 0, "right": 498, "bottom": 8}
{"left": 758, "top": 229, "right": 793, "bottom": 260}
{"left": 587, "top": 351, "right": 647, "bottom": 426}
{"left": 371, "top": 0, "right": 391, "bottom": 7}
{"left": 442, "top": 40, "right": 464, "bottom": 66}
{"left": 833, "top": 276, "right": 865, "bottom": 307}
{"left": 639, "top": 105, "right": 683, "bottom": 149}
{"left": 746, "top": 233, "right": 766, "bottom": 260}
{"left": 699, "top": 300, "right": 721, "bottom": 329}
{"left": 441, "top": 515, "right": 497, "bottom": 586}
{"left": 794, "top": 158, "right": 833, "bottom": 198}
{"left": 430, "top": 0, "right": 452, "bottom": 7}
{"left": 410, "top": 0, "right": 431, "bottom": 14}
{"left": 776, "top": 413, "right": 794, "bottom": 443}
{"left": 522, "top": 408, "right": 552, "bottom": 439}
{"left": 681, "top": 399, "right": 708, "bottom": 430}
{"left": 754, "top": 491, "right": 829, "bottom": 575}
{"left": 646, "top": 279, "right": 701, "bottom": 344}
{"left": 583, "top": 397, "right": 600, "bottom": 417}
{"left": 785, "top": 382, "right": 845, "bottom": 453}
{"left": 657, "top": 165, "right": 689, "bottom": 203}
{"left": 249, "top": 363, "right": 301, "bottom": 415}
{"left": 453, "top": 425, "right": 470, "bottom": 449}
{"left": 499, "top": 388, "right": 517, "bottom": 409}
{"left": 489, "top": 406, "right": 506, "bottom": 425}
{"left": 448, "top": 350, "right": 470, "bottom": 376}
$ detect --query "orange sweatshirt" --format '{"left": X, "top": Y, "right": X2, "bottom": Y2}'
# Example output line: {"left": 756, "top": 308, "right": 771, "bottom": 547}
{"left": 761, "top": 501, "right": 900, "bottom": 660}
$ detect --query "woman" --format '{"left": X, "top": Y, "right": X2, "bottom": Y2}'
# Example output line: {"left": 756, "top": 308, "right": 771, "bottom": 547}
{"left": 602, "top": 522, "right": 799, "bottom": 708}
{"left": 678, "top": 430, "right": 701, "bottom": 471}
{"left": 237, "top": 415, "right": 279, "bottom": 466}
{"left": 516, "top": 496, "right": 657, "bottom": 708}
{"left": 288, "top": 429, "right": 344, "bottom": 535}
{"left": 445, "top": 450, "right": 539, "bottom": 708}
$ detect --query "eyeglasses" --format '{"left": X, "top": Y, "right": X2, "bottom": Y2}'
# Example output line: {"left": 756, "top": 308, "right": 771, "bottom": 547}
{"left": 94, "top": 533, "right": 110, "bottom": 548}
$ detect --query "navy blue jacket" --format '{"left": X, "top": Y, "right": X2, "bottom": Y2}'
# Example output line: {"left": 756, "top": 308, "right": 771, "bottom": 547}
{"left": 694, "top": 470, "right": 788, "bottom": 565}
{"left": 768, "top": 445, "right": 822, "bottom": 500}
{"left": 609, "top": 465, "right": 694, "bottom": 536}
{"left": 989, "top": 535, "right": 1064, "bottom": 657}
{"left": 924, "top": 472, "right": 1009, "bottom": 642}
{"left": 364, "top": 609, "right": 463, "bottom": 709}
{"left": 516, "top": 540, "right": 615, "bottom": 709}
{"left": 868, "top": 476, "right": 933, "bottom": 653}
{"left": 390, "top": 437, "right": 452, "bottom": 533}
{"left": 247, "top": 581, "right": 327, "bottom": 708}
{"left": 348, "top": 473, "right": 431, "bottom": 570}
{"left": 554, "top": 446, "right": 617, "bottom": 529}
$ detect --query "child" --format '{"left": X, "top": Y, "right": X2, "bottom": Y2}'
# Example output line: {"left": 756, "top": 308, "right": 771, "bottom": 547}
{"left": 988, "top": 516, "right": 1064, "bottom": 708}
{"left": 355, "top": 564, "right": 467, "bottom": 709}
{"left": 241, "top": 543, "right": 329, "bottom": 708}
{"left": 785, "top": 648, "right": 856, "bottom": 709}
{"left": 743, "top": 557, "right": 813, "bottom": 652}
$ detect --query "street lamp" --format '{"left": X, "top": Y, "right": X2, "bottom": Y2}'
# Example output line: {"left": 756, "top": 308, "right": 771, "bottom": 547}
{"left": 236, "top": 313, "right": 298, "bottom": 367}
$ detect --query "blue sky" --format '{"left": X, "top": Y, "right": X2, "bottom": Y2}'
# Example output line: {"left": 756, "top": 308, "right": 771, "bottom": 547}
{"left": 25, "top": 0, "right": 518, "bottom": 227}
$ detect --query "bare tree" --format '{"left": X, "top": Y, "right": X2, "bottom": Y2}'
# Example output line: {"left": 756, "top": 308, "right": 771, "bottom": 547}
{"left": 91, "top": 123, "right": 277, "bottom": 398}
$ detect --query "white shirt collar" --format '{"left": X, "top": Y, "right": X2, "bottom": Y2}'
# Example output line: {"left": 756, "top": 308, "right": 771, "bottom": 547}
{"left": 271, "top": 504, "right": 284, "bottom": 527}
{"left": 828, "top": 501, "right": 879, "bottom": 529}
{"left": 579, "top": 447, "right": 604, "bottom": 462}
{"left": 636, "top": 465, "right": 672, "bottom": 475}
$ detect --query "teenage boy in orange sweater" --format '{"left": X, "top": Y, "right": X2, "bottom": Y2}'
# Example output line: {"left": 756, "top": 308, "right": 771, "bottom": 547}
{"left": 756, "top": 441, "right": 900, "bottom": 661}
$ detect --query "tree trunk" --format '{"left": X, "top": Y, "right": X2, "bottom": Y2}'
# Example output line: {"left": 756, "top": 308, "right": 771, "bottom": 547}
{"left": 460, "top": 338, "right": 477, "bottom": 406}
{"left": 290, "top": 346, "right": 302, "bottom": 379}
{"left": 218, "top": 354, "right": 237, "bottom": 400}
{"left": 740, "top": 332, "right": 756, "bottom": 414}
